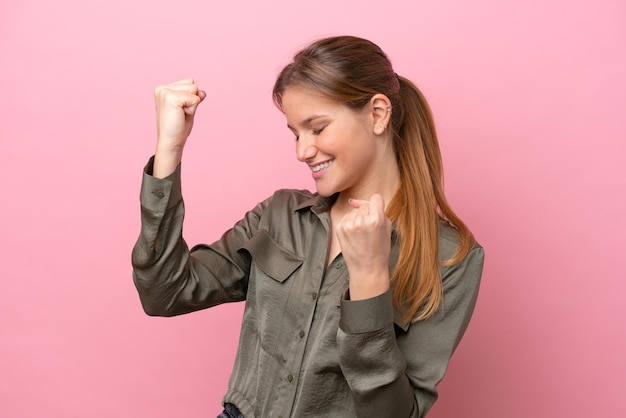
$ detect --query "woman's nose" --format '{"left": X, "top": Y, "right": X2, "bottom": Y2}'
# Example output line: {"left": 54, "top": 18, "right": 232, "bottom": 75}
{"left": 296, "top": 136, "right": 316, "bottom": 162}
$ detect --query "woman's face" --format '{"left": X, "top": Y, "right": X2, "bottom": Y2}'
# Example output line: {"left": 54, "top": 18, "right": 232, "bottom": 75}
{"left": 281, "top": 86, "right": 382, "bottom": 198}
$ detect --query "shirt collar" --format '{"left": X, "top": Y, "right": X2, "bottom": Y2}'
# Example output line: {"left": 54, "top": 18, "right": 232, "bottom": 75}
{"left": 296, "top": 192, "right": 400, "bottom": 239}
{"left": 295, "top": 193, "right": 339, "bottom": 214}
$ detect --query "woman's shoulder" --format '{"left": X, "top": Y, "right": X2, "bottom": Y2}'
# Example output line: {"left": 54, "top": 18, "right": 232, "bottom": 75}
{"left": 263, "top": 189, "right": 324, "bottom": 213}
{"left": 437, "top": 218, "right": 483, "bottom": 261}
{"left": 269, "top": 188, "right": 316, "bottom": 205}
{"left": 271, "top": 188, "right": 316, "bottom": 199}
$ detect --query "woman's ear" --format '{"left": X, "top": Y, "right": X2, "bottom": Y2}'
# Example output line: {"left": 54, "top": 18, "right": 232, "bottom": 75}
{"left": 370, "top": 94, "right": 393, "bottom": 135}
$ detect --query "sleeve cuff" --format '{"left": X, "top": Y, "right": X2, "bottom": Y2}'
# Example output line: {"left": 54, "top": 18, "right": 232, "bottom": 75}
{"left": 339, "top": 289, "right": 394, "bottom": 333}
{"left": 139, "top": 156, "right": 182, "bottom": 211}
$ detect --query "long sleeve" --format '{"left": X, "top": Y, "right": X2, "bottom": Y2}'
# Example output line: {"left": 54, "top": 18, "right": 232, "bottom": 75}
{"left": 131, "top": 157, "right": 268, "bottom": 316}
{"left": 131, "top": 166, "right": 484, "bottom": 416}
{"left": 337, "top": 244, "right": 484, "bottom": 418}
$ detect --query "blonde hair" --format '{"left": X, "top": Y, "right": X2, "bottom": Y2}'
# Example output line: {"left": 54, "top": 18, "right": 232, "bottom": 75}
{"left": 273, "top": 36, "right": 475, "bottom": 325}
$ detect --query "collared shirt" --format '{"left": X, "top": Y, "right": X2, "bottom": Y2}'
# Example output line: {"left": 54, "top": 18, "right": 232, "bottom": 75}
{"left": 132, "top": 158, "right": 484, "bottom": 418}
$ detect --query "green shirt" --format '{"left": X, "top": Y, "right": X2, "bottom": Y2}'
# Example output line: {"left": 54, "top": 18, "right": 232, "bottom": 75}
{"left": 132, "top": 158, "right": 484, "bottom": 418}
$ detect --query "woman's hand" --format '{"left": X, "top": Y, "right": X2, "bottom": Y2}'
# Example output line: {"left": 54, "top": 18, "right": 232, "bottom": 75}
{"left": 336, "top": 194, "right": 392, "bottom": 300}
{"left": 153, "top": 79, "right": 206, "bottom": 178}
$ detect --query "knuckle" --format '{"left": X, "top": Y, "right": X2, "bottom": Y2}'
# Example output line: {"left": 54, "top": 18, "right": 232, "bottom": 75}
{"left": 154, "top": 83, "right": 172, "bottom": 95}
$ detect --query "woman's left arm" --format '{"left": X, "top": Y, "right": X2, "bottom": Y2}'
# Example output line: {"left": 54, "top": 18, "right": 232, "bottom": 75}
{"left": 337, "top": 245, "right": 484, "bottom": 418}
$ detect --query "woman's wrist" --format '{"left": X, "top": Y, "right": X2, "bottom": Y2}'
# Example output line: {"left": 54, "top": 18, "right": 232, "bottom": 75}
{"left": 153, "top": 145, "right": 183, "bottom": 179}
{"left": 348, "top": 269, "right": 390, "bottom": 301}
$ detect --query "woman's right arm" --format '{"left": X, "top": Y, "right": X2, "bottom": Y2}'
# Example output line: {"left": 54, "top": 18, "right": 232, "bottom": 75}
{"left": 131, "top": 80, "right": 262, "bottom": 316}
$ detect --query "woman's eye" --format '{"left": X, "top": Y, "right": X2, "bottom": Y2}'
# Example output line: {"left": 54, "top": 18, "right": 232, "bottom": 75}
{"left": 312, "top": 127, "right": 325, "bottom": 135}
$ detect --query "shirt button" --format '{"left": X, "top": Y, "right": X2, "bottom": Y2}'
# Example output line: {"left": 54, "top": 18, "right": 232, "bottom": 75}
{"left": 155, "top": 190, "right": 165, "bottom": 199}
{"left": 312, "top": 292, "right": 318, "bottom": 300}
{"left": 287, "top": 374, "right": 293, "bottom": 382}
{"left": 334, "top": 262, "right": 342, "bottom": 269}
{"left": 299, "top": 330, "right": 305, "bottom": 338}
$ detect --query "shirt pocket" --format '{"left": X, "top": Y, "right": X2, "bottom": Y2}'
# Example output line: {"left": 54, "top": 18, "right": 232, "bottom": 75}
{"left": 240, "top": 229, "right": 303, "bottom": 281}
{"left": 239, "top": 229, "right": 304, "bottom": 354}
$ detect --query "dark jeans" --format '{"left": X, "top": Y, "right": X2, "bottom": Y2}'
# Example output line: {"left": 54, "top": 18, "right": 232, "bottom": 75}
{"left": 216, "top": 403, "right": 243, "bottom": 418}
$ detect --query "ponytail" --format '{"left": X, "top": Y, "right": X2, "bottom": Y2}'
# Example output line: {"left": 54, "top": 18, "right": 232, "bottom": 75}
{"left": 387, "top": 76, "right": 475, "bottom": 324}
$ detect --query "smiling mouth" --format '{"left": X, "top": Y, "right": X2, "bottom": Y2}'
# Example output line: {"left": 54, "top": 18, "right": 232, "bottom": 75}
{"left": 311, "top": 160, "right": 334, "bottom": 172}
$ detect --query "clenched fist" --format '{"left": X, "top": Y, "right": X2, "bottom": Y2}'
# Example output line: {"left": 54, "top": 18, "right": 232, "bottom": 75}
{"left": 336, "top": 194, "right": 392, "bottom": 300}
{"left": 153, "top": 79, "right": 206, "bottom": 178}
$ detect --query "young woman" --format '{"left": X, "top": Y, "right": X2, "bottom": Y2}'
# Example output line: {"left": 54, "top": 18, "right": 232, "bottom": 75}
{"left": 132, "top": 35, "right": 484, "bottom": 418}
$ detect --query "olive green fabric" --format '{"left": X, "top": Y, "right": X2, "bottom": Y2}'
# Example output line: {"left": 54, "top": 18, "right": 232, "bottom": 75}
{"left": 132, "top": 157, "right": 483, "bottom": 418}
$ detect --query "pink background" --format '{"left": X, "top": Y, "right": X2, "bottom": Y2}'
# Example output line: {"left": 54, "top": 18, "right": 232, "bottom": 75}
{"left": 1, "top": 0, "right": 625, "bottom": 417}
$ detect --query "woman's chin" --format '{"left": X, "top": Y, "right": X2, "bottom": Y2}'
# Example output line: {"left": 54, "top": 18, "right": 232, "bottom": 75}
{"left": 314, "top": 186, "right": 338, "bottom": 197}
